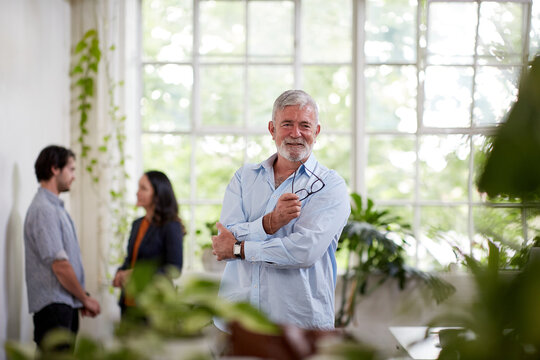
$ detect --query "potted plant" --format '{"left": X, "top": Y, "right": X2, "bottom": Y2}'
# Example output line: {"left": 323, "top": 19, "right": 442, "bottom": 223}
{"left": 335, "top": 193, "right": 455, "bottom": 327}
{"left": 5, "top": 263, "right": 279, "bottom": 360}
{"left": 430, "top": 241, "right": 540, "bottom": 360}
{"left": 429, "top": 55, "right": 540, "bottom": 360}
{"left": 197, "top": 221, "right": 226, "bottom": 273}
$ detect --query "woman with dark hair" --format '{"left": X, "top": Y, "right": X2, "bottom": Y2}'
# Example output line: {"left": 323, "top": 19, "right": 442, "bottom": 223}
{"left": 112, "top": 170, "right": 184, "bottom": 313}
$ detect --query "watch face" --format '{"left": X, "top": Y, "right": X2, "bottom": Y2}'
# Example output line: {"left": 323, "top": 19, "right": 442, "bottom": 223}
{"left": 234, "top": 243, "right": 241, "bottom": 256}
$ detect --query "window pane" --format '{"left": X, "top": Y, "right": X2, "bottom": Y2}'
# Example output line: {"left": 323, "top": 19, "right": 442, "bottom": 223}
{"left": 365, "top": 0, "right": 416, "bottom": 63}
{"left": 200, "top": 65, "right": 243, "bottom": 127}
{"left": 200, "top": 0, "right": 245, "bottom": 61}
{"left": 194, "top": 204, "right": 222, "bottom": 265}
{"left": 473, "top": 66, "right": 519, "bottom": 126}
{"left": 248, "top": 1, "right": 293, "bottom": 62}
{"left": 427, "top": 2, "right": 478, "bottom": 65}
{"left": 141, "top": 134, "right": 191, "bottom": 200}
{"left": 473, "top": 206, "right": 524, "bottom": 255}
{"left": 142, "top": 64, "right": 192, "bottom": 131}
{"left": 315, "top": 135, "right": 351, "bottom": 187}
{"left": 246, "top": 135, "right": 276, "bottom": 164}
{"left": 248, "top": 66, "right": 294, "bottom": 129}
{"left": 423, "top": 66, "right": 473, "bottom": 128}
{"left": 142, "top": 0, "right": 193, "bottom": 62}
{"left": 367, "top": 135, "right": 415, "bottom": 200}
{"left": 527, "top": 207, "right": 540, "bottom": 242}
{"left": 477, "top": 2, "right": 524, "bottom": 65}
{"left": 195, "top": 136, "right": 244, "bottom": 199}
{"left": 302, "top": 0, "right": 352, "bottom": 63}
{"left": 303, "top": 66, "right": 351, "bottom": 130}
{"left": 380, "top": 205, "right": 415, "bottom": 261}
{"left": 179, "top": 205, "right": 193, "bottom": 267}
{"left": 419, "top": 135, "right": 469, "bottom": 201}
{"left": 366, "top": 65, "right": 417, "bottom": 132}
{"left": 419, "top": 206, "right": 468, "bottom": 268}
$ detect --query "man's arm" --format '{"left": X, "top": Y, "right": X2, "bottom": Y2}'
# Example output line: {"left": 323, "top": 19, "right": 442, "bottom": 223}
{"left": 213, "top": 192, "right": 301, "bottom": 259}
{"left": 219, "top": 168, "right": 271, "bottom": 242}
{"left": 51, "top": 260, "right": 100, "bottom": 317}
{"left": 214, "top": 173, "right": 351, "bottom": 269}
{"left": 249, "top": 177, "right": 350, "bottom": 269}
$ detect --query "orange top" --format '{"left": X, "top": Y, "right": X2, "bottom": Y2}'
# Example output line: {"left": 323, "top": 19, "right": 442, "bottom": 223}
{"left": 124, "top": 217, "right": 150, "bottom": 307}
{"left": 130, "top": 217, "right": 150, "bottom": 268}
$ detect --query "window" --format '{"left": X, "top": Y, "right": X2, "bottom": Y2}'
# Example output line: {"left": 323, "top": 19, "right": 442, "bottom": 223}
{"left": 141, "top": 0, "right": 539, "bottom": 270}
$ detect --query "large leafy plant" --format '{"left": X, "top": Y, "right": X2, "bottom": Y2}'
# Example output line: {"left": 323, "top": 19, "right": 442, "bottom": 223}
{"left": 477, "top": 56, "right": 540, "bottom": 200}
{"left": 335, "top": 194, "right": 455, "bottom": 327}
{"left": 432, "top": 241, "right": 540, "bottom": 360}
{"left": 4, "top": 265, "right": 279, "bottom": 360}
{"left": 118, "top": 262, "right": 279, "bottom": 338}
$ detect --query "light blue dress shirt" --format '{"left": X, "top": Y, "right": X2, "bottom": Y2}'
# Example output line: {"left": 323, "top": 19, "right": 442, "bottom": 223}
{"left": 216, "top": 153, "right": 350, "bottom": 330}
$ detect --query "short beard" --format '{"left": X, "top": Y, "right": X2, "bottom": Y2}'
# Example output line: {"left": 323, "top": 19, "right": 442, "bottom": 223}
{"left": 277, "top": 138, "right": 312, "bottom": 162}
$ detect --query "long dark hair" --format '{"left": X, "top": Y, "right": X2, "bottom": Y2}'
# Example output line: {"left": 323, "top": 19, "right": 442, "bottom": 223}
{"left": 145, "top": 170, "right": 185, "bottom": 233}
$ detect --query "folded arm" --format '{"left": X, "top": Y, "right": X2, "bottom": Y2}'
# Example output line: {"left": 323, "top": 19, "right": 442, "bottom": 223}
{"left": 216, "top": 170, "right": 350, "bottom": 269}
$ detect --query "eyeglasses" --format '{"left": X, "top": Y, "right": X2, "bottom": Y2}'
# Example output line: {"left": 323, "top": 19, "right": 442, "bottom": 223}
{"left": 291, "top": 160, "right": 326, "bottom": 201}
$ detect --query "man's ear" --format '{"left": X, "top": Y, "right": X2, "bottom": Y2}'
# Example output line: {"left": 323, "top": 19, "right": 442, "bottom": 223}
{"left": 51, "top": 166, "right": 60, "bottom": 176}
{"left": 314, "top": 124, "right": 321, "bottom": 142}
{"left": 268, "top": 121, "right": 275, "bottom": 140}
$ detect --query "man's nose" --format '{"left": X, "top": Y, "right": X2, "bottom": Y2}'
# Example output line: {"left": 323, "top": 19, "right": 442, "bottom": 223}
{"left": 291, "top": 125, "right": 301, "bottom": 137}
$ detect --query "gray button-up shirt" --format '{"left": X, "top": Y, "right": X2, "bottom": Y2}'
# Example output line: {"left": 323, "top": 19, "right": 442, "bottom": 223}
{"left": 24, "top": 187, "right": 85, "bottom": 313}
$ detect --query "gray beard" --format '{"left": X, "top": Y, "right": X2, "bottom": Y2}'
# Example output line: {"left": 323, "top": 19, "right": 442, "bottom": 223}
{"left": 277, "top": 142, "right": 312, "bottom": 162}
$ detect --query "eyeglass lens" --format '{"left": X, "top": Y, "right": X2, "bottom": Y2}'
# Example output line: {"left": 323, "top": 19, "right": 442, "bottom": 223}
{"left": 292, "top": 163, "right": 325, "bottom": 201}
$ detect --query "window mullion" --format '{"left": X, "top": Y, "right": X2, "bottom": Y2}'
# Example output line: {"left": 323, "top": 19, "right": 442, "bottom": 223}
{"left": 294, "top": 0, "right": 302, "bottom": 88}
{"left": 188, "top": 0, "right": 202, "bottom": 270}
{"left": 244, "top": 0, "right": 249, "bottom": 163}
{"left": 353, "top": 0, "right": 366, "bottom": 197}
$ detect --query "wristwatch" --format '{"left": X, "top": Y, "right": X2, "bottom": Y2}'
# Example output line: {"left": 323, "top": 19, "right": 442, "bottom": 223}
{"left": 233, "top": 240, "right": 242, "bottom": 259}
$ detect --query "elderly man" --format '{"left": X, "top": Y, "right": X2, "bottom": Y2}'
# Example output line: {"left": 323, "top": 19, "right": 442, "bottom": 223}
{"left": 212, "top": 89, "right": 350, "bottom": 330}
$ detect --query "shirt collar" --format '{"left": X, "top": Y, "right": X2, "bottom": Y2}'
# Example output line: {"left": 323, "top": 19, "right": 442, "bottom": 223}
{"left": 39, "top": 186, "right": 64, "bottom": 207}
{"left": 256, "top": 152, "right": 318, "bottom": 175}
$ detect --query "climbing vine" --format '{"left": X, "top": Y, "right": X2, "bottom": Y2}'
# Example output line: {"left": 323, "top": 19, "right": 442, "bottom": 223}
{"left": 71, "top": 29, "right": 101, "bottom": 182}
{"left": 71, "top": 28, "right": 132, "bottom": 274}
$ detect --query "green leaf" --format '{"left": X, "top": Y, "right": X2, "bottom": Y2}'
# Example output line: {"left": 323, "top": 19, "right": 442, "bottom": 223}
{"left": 71, "top": 65, "right": 84, "bottom": 74}
{"left": 89, "top": 62, "right": 98, "bottom": 73}
{"left": 4, "top": 341, "right": 35, "bottom": 360}
{"left": 74, "top": 336, "right": 102, "bottom": 360}
{"left": 83, "top": 29, "right": 97, "bottom": 39}
{"left": 75, "top": 40, "right": 87, "bottom": 54}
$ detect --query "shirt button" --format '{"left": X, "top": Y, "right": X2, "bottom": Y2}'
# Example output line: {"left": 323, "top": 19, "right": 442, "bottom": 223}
{"left": 251, "top": 257, "right": 255, "bottom": 261}
{"left": 254, "top": 285, "right": 258, "bottom": 288}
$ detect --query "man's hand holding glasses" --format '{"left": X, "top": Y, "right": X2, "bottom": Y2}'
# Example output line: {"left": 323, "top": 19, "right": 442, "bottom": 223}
{"left": 263, "top": 193, "right": 301, "bottom": 235}
{"left": 263, "top": 161, "right": 326, "bottom": 235}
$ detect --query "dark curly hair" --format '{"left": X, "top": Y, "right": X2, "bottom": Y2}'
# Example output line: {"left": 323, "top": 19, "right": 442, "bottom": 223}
{"left": 35, "top": 145, "right": 75, "bottom": 181}
{"left": 145, "top": 170, "right": 185, "bottom": 233}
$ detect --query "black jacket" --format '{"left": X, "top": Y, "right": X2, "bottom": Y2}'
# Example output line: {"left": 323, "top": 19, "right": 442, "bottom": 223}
{"left": 117, "top": 217, "right": 183, "bottom": 308}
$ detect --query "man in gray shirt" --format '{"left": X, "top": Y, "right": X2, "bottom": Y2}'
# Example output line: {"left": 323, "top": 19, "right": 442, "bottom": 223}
{"left": 24, "top": 145, "right": 100, "bottom": 348}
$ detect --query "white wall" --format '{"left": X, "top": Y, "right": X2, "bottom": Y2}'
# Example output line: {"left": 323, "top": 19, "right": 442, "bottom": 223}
{"left": 0, "top": 0, "right": 71, "bottom": 358}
